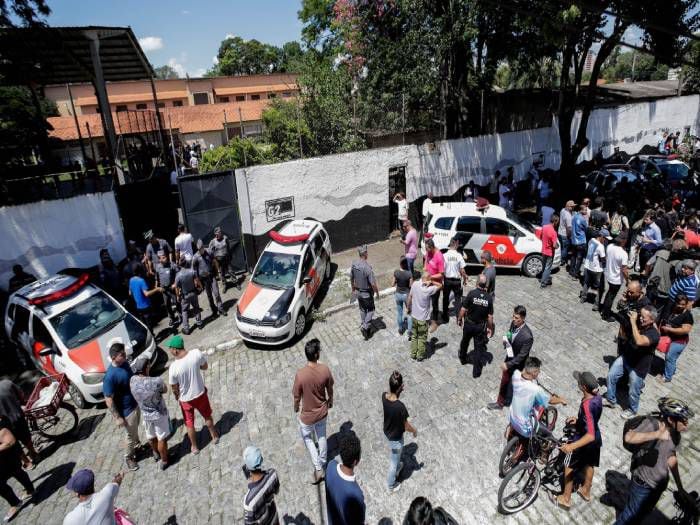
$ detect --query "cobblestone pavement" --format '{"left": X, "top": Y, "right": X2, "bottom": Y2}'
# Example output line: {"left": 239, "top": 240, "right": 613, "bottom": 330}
{"left": 5, "top": 268, "right": 700, "bottom": 525}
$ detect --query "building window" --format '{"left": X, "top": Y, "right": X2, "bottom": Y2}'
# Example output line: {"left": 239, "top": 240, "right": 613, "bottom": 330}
{"left": 173, "top": 100, "right": 183, "bottom": 107}
{"left": 250, "top": 94, "right": 261, "bottom": 101}
{"left": 268, "top": 93, "right": 277, "bottom": 99}
{"left": 116, "top": 105, "right": 128, "bottom": 112}
{"left": 282, "top": 92, "right": 291, "bottom": 98}
{"left": 136, "top": 103, "right": 147, "bottom": 110}
{"left": 157, "top": 102, "right": 165, "bottom": 109}
{"left": 218, "top": 96, "right": 229, "bottom": 103}
{"left": 192, "top": 92, "right": 209, "bottom": 105}
{"left": 235, "top": 95, "right": 245, "bottom": 102}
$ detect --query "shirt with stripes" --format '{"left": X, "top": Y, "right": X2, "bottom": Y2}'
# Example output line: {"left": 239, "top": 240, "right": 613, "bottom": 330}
{"left": 243, "top": 469, "right": 280, "bottom": 525}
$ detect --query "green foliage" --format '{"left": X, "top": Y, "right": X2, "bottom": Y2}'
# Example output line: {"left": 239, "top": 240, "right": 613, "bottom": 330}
{"left": 199, "top": 138, "right": 272, "bottom": 172}
{"left": 0, "top": 85, "right": 57, "bottom": 164}
{"left": 262, "top": 99, "right": 312, "bottom": 160}
{"left": 208, "top": 35, "right": 304, "bottom": 76}
{"left": 601, "top": 48, "right": 669, "bottom": 82}
{"left": 153, "top": 64, "right": 180, "bottom": 80}
{"left": 682, "top": 40, "right": 700, "bottom": 93}
{"left": 0, "top": 0, "right": 50, "bottom": 27}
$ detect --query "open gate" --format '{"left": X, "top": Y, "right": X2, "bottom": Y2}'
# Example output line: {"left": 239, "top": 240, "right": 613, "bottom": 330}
{"left": 177, "top": 170, "right": 247, "bottom": 274}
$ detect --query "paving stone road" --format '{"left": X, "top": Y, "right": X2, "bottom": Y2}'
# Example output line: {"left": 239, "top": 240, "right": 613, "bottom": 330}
{"left": 4, "top": 267, "right": 700, "bottom": 525}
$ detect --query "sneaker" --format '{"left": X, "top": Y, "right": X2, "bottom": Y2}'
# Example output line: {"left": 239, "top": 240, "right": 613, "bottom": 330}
{"left": 168, "top": 318, "right": 176, "bottom": 328}
{"left": 196, "top": 322, "right": 204, "bottom": 329}
{"left": 487, "top": 402, "right": 503, "bottom": 410}
{"left": 620, "top": 409, "right": 636, "bottom": 420}
{"left": 125, "top": 457, "right": 139, "bottom": 471}
{"left": 312, "top": 470, "right": 325, "bottom": 484}
{"left": 389, "top": 482, "right": 402, "bottom": 493}
{"left": 397, "top": 461, "right": 404, "bottom": 476}
{"left": 159, "top": 460, "right": 168, "bottom": 471}
{"left": 219, "top": 309, "right": 227, "bottom": 317}
{"left": 182, "top": 327, "right": 191, "bottom": 335}
{"left": 602, "top": 397, "right": 617, "bottom": 409}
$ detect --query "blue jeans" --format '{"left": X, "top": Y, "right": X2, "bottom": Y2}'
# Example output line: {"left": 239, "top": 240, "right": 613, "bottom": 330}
{"left": 558, "top": 234, "right": 570, "bottom": 264}
{"left": 540, "top": 255, "right": 553, "bottom": 285}
{"left": 405, "top": 257, "right": 415, "bottom": 276}
{"left": 395, "top": 293, "right": 413, "bottom": 334}
{"left": 387, "top": 438, "right": 404, "bottom": 489}
{"left": 606, "top": 356, "right": 645, "bottom": 414}
{"left": 664, "top": 341, "right": 687, "bottom": 381}
{"left": 614, "top": 479, "right": 666, "bottom": 524}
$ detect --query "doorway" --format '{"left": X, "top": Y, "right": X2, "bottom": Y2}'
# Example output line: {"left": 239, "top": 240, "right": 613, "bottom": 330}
{"left": 388, "top": 165, "right": 407, "bottom": 233}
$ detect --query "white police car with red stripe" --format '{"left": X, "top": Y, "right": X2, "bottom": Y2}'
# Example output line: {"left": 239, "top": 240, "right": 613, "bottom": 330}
{"left": 4, "top": 274, "right": 157, "bottom": 408}
{"left": 235, "top": 219, "right": 332, "bottom": 345}
{"left": 422, "top": 201, "right": 560, "bottom": 277}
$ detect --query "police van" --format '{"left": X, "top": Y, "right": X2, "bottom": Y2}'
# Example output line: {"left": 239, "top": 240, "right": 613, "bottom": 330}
{"left": 4, "top": 274, "right": 158, "bottom": 407}
{"left": 422, "top": 202, "right": 560, "bottom": 277}
{"left": 235, "top": 219, "right": 332, "bottom": 345}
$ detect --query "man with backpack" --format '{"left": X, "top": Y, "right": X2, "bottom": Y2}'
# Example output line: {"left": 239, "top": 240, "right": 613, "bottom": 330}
{"left": 615, "top": 397, "right": 694, "bottom": 524}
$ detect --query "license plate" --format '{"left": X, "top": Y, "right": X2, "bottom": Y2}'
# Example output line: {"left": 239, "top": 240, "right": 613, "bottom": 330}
{"left": 249, "top": 329, "right": 265, "bottom": 338}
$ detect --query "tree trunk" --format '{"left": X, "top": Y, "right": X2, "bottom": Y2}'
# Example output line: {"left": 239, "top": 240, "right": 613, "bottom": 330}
{"left": 557, "top": 41, "right": 576, "bottom": 176}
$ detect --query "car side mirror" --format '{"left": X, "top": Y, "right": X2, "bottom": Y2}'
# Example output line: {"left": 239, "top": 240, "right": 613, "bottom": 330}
{"left": 37, "top": 342, "right": 59, "bottom": 357}
{"left": 302, "top": 276, "right": 312, "bottom": 284}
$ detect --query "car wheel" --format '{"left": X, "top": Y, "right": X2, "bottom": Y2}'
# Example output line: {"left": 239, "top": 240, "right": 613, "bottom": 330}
{"left": 324, "top": 258, "right": 331, "bottom": 280}
{"left": 68, "top": 381, "right": 87, "bottom": 409}
{"left": 294, "top": 309, "right": 306, "bottom": 337}
{"left": 522, "top": 254, "right": 544, "bottom": 278}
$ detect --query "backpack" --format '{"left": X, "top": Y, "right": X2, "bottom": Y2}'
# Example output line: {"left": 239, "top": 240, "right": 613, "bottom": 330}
{"left": 433, "top": 507, "right": 459, "bottom": 525}
{"left": 623, "top": 414, "right": 660, "bottom": 469}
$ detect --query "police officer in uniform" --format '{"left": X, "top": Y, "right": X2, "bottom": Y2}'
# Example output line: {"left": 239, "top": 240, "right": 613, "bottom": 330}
{"left": 351, "top": 245, "right": 379, "bottom": 340}
{"left": 174, "top": 255, "right": 202, "bottom": 335}
{"left": 442, "top": 237, "right": 468, "bottom": 324}
{"left": 192, "top": 239, "right": 226, "bottom": 318}
{"left": 457, "top": 274, "right": 495, "bottom": 378}
{"left": 208, "top": 227, "right": 230, "bottom": 287}
{"left": 155, "top": 250, "right": 180, "bottom": 328}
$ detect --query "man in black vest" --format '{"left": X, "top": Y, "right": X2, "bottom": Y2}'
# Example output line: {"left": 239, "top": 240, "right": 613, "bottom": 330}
{"left": 457, "top": 274, "right": 494, "bottom": 378}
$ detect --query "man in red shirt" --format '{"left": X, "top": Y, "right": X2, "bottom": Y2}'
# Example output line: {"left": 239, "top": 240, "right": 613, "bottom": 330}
{"left": 539, "top": 214, "right": 559, "bottom": 288}
{"left": 424, "top": 238, "right": 445, "bottom": 332}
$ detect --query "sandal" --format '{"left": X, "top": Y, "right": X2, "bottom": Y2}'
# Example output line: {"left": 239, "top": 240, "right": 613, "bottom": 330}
{"left": 549, "top": 492, "right": 571, "bottom": 510}
{"left": 577, "top": 489, "right": 591, "bottom": 502}
{"left": 3, "top": 507, "right": 19, "bottom": 523}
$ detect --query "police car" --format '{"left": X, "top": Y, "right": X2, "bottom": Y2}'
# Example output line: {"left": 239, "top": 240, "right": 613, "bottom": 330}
{"left": 235, "top": 219, "right": 332, "bottom": 345}
{"left": 4, "top": 274, "right": 157, "bottom": 408}
{"left": 422, "top": 202, "right": 560, "bottom": 277}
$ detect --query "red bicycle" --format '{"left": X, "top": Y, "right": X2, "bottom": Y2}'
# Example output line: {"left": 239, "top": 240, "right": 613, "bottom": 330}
{"left": 23, "top": 374, "right": 78, "bottom": 440}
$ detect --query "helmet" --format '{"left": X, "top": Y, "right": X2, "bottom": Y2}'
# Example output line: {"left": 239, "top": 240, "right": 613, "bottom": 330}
{"left": 658, "top": 397, "right": 694, "bottom": 420}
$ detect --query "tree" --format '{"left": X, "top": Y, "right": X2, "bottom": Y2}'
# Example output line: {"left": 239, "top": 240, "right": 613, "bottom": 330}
{"left": 279, "top": 41, "right": 305, "bottom": 72}
{"left": 199, "top": 138, "right": 272, "bottom": 172}
{"left": 0, "top": 0, "right": 49, "bottom": 27}
{"left": 262, "top": 99, "right": 312, "bottom": 160}
{"left": 682, "top": 39, "right": 700, "bottom": 93}
{"left": 153, "top": 64, "right": 180, "bottom": 80}
{"left": 601, "top": 46, "right": 669, "bottom": 82}
{"left": 211, "top": 36, "right": 282, "bottom": 76}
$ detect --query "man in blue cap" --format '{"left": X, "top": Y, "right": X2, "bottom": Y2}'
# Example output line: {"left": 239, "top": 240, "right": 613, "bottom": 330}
{"left": 63, "top": 468, "right": 124, "bottom": 525}
{"left": 242, "top": 445, "right": 280, "bottom": 525}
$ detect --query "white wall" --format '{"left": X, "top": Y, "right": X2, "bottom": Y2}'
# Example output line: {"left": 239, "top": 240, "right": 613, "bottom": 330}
{"left": 0, "top": 192, "right": 126, "bottom": 291}
{"left": 182, "top": 130, "right": 226, "bottom": 149}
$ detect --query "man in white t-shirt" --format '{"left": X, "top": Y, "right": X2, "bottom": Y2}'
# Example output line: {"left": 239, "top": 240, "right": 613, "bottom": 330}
{"left": 63, "top": 469, "right": 123, "bottom": 525}
{"left": 167, "top": 335, "right": 219, "bottom": 454}
{"left": 393, "top": 193, "right": 409, "bottom": 231}
{"left": 441, "top": 237, "right": 468, "bottom": 324}
{"left": 421, "top": 193, "right": 433, "bottom": 221}
{"left": 581, "top": 229, "right": 610, "bottom": 307}
{"left": 174, "top": 223, "right": 194, "bottom": 263}
{"left": 601, "top": 233, "right": 629, "bottom": 320}
{"left": 189, "top": 154, "right": 199, "bottom": 171}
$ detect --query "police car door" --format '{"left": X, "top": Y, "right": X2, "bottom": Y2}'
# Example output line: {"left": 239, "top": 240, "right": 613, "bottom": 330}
{"left": 455, "top": 215, "right": 485, "bottom": 264}
{"left": 483, "top": 218, "right": 527, "bottom": 268}
{"left": 299, "top": 248, "right": 317, "bottom": 309}
{"left": 308, "top": 235, "right": 325, "bottom": 298}
{"left": 31, "top": 314, "right": 62, "bottom": 375}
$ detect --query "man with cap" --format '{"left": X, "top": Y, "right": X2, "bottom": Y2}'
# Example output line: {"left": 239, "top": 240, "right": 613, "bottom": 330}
{"left": 457, "top": 273, "right": 494, "bottom": 377}
{"left": 174, "top": 223, "right": 194, "bottom": 264}
{"left": 143, "top": 230, "right": 173, "bottom": 277}
{"left": 192, "top": 239, "right": 226, "bottom": 318}
{"left": 580, "top": 228, "right": 610, "bottom": 305}
{"left": 130, "top": 357, "right": 171, "bottom": 470}
{"left": 441, "top": 237, "right": 468, "bottom": 324}
{"left": 63, "top": 469, "right": 124, "bottom": 525}
{"left": 155, "top": 250, "right": 180, "bottom": 328}
{"left": 351, "top": 245, "right": 379, "bottom": 340}
{"left": 103, "top": 343, "right": 141, "bottom": 471}
{"left": 242, "top": 445, "right": 280, "bottom": 525}
{"left": 209, "top": 227, "right": 231, "bottom": 287}
{"left": 558, "top": 200, "right": 576, "bottom": 270}
{"left": 555, "top": 371, "right": 603, "bottom": 509}
{"left": 174, "top": 256, "right": 203, "bottom": 335}
{"left": 167, "top": 335, "right": 219, "bottom": 454}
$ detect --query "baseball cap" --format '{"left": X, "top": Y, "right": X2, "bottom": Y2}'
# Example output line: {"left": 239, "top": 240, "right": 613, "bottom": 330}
{"left": 243, "top": 445, "right": 263, "bottom": 470}
{"left": 573, "top": 371, "right": 599, "bottom": 393}
{"left": 131, "top": 357, "right": 149, "bottom": 374}
{"left": 67, "top": 469, "right": 95, "bottom": 495}
{"left": 166, "top": 334, "right": 185, "bottom": 350}
{"left": 565, "top": 200, "right": 576, "bottom": 207}
{"left": 598, "top": 228, "right": 612, "bottom": 240}
{"left": 358, "top": 244, "right": 368, "bottom": 255}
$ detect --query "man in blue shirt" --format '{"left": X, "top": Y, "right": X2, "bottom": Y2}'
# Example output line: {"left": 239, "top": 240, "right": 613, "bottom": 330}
{"left": 639, "top": 212, "right": 663, "bottom": 271}
{"left": 669, "top": 260, "right": 699, "bottom": 302}
{"left": 128, "top": 265, "right": 162, "bottom": 328}
{"left": 325, "top": 433, "right": 365, "bottom": 525}
{"left": 569, "top": 205, "right": 589, "bottom": 280}
{"left": 103, "top": 343, "right": 141, "bottom": 471}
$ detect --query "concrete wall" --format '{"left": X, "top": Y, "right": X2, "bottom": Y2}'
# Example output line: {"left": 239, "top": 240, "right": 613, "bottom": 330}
{"left": 0, "top": 192, "right": 126, "bottom": 291}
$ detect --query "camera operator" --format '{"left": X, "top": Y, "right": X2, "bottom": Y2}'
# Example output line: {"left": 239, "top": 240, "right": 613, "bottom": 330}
{"left": 604, "top": 305, "right": 661, "bottom": 419}
{"left": 613, "top": 279, "right": 651, "bottom": 354}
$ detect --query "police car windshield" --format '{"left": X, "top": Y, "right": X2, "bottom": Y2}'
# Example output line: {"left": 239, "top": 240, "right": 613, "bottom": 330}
{"left": 252, "top": 252, "right": 300, "bottom": 289}
{"left": 49, "top": 291, "right": 125, "bottom": 349}
{"left": 657, "top": 162, "right": 689, "bottom": 181}
{"left": 505, "top": 209, "right": 536, "bottom": 234}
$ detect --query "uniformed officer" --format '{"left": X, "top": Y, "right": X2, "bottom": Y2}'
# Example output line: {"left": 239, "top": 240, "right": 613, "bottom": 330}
{"left": 208, "top": 227, "right": 230, "bottom": 286}
{"left": 351, "top": 245, "right": 379, "bottom": 340}
{"left": 192, "top": 239, "right": 226, "bottom": 318}
{"left": 155, "top": 251, "right": 180, "bottom": 328}
{"left": 174, "top": 255, "right": 202, "bottom": 335}
{"left": 457, "top": 273, "right": 495, "bottom": 378}
{"left": 442, "top": 237, "right": 468, "bottom": 324}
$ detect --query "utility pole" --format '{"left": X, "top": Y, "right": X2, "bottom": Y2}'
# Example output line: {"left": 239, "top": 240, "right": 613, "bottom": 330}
{"left": 238, "top": 107, "right": 248, "bottom": 167}
{"left": 296, "top": 100, "right": 304, "bottom": 159}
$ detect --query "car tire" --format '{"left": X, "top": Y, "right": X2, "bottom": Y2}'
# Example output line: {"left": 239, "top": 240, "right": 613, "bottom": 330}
{"left": 522, "top": 254, "right": 544, "bottom": 278}
{"left": 294, "top": 308, "right": 306, "bottom": 338}
{"left": 324, "top": 258, "right": 332, "bottom": 281}
{"left": 68, "top": 381, "right": 87, "bottom": 409}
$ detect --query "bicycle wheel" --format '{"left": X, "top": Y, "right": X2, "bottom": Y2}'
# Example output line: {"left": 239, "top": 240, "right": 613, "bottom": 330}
{"left": 36, "top": 402, "right": 79, "bottom": 440}
{"left": 499, "top": 436, "right": 524, "bottom": 478}
{"left": 498, "top": 462, "right": 541, "bottom": 514}
{"left": 542, "top": 406, "right": 558, "bottom": 431}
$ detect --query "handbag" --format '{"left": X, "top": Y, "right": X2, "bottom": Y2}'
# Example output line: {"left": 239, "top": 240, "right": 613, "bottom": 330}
{"left": 657, "top": 336, "right": 671, "bottom": 354}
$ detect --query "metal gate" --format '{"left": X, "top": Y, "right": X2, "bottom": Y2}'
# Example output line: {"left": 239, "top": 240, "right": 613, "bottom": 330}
{"left": 177, "top": 170, "right": 246, "bottom": 274}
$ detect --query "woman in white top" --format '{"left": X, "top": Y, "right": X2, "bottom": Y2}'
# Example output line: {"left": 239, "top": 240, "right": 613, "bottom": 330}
{"left": 393, "top": 193, "right": 409, "bottom": 231}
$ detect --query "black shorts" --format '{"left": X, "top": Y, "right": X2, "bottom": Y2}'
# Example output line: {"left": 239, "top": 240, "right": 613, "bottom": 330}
{"left": 569, "top": 443, "right": 600, "bottom": 469}
{"left": 11, "top": 417, "right": 31, "bottom": 444}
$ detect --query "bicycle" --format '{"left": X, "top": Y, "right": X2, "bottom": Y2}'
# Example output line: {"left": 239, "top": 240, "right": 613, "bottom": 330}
{"left": 497, "top": 419, "right": 576, "bottom": 515}
{"left": 23, "top": 373, "right": 79, "bottom": 440}
{"left": 498, "top": 381, "right": 560, "bottom": 478}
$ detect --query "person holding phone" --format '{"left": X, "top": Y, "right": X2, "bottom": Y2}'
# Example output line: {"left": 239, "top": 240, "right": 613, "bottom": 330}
{"left": 242, "top": 445, "right": 280, "bottom": 525}
{"left": 63, "top": 469, "right": 124, "bottom": 525}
